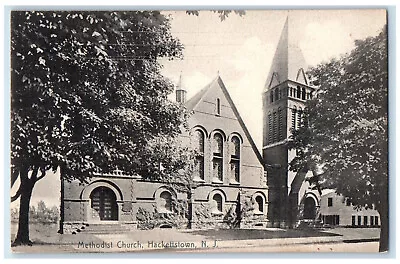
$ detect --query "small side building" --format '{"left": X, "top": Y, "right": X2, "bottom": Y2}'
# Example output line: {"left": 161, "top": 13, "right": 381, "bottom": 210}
{"left": 319, "top": 190, "right": 380, "bottom": 227}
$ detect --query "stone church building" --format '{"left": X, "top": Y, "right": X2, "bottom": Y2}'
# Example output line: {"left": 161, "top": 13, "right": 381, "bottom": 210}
{"left": 60, "top": 17, "right": 350, "bottom": 232}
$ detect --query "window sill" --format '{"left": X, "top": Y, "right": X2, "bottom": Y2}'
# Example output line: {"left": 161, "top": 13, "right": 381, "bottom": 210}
{"left": 211, "top": 211, "right": 223, "bottom": 216}
{"left": 253, "top": 211, "right": 265, "bottom": 216}
{"left": 158, "top": 209, "right": 173, "bottom": 214}
{"left": 212, "top": 179, "right": 223, "bottom": 184}
{"left": 229, "top": 180, "right": 240, "bottom": 185}
{"left": 193, "top": 177, "right": 205, "bottom": 183}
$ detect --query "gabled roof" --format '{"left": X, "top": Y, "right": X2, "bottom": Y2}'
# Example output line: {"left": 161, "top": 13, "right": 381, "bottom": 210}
{"left": 185, "top": 76, "right": 264, "bottom": 165}
{"left": 185, "top": 77, "right": 217, "bottom": 110}
{"left": 265, "top": 16, "right": 310, "bottom": 90}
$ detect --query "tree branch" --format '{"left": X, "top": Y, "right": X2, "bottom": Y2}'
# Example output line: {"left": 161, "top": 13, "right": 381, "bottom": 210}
{"left": 11, "top": 185, "right": 22, "bottom": 202}
{"left": 11, "top": 168, "right": 19, "bottom": 188}
{"left": 29, "top": 167, "right": 39, "bottom": 182}
{"left": 36, "top": 168, "right": 47, "bottom": 182}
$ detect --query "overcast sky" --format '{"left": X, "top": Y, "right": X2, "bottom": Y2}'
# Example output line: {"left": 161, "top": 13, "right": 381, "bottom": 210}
{"left": 11, "top": 9, "right": 387, "bottom": 208}
{"left": 161, "top": 9, "right": 386, "bottom": 150}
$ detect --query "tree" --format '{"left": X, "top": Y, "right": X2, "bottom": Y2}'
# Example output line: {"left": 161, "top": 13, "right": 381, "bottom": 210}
{"left": 11, "top": 11, "right": 190, "bottom": 245}
{"left": 186, "top": 10, "right": 245, "bottom": 21}
{"left": 288, "top": 27, "right": 388, "bottom": 252}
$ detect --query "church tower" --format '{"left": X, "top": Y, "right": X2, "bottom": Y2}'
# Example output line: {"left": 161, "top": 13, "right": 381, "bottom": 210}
{"left": 262, "top": 17, "right": 317, "bottom": 227}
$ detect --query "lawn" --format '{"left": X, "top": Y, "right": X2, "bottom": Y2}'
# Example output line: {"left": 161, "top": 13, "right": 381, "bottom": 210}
{"left": 10, "top": 222, "right": 379, "bottom": 248}
{"left": 187, "top": 228, "right": 341, "bottom": 241}
{"left": 10, "top": 222, "right": 103, "bottom": 246}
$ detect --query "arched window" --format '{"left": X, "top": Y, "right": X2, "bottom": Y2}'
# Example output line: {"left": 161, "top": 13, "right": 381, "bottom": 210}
{"left": 193, "top": 130, "right": 205, "bottom": 181}
{"left": 270, "top": 90, "right": 274, "bottom": 103}
{"left": 275, "top": 88, "right": 279, "bottom": 101}
{"left": 310, "top": 91, "right": 313, "bottom": 99}
{"left": 216, "top": 98, "right": 221, "bottom": 115}
{"left": 212, "top": 193, "right": 223, "bottom": 213}
{"left": 160, "top": 191, "right": 172, "bottom": 212}
{"left": 230, "top": 136, "right": 240, "bottom": 183}
{"left": 302, "top": 87, "right": 306, "bottom": 100}
{"left": 255, "top": 196, "right": 264, "bottom": 213}
{"left": 212, "top": 133, "right": 224, "bottom": 182}
{"left": 297, "top": 86, "right": 301, "bottom": 98}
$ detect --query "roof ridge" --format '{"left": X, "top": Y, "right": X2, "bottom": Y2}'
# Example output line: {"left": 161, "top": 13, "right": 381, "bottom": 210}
{"left": 185, "top": 75, "right": 219, "bottom": 110}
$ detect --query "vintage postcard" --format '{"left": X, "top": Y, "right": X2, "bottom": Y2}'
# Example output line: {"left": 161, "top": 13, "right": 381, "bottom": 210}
{"left": 8, "top": 9, "right": 388, "bottom": 254}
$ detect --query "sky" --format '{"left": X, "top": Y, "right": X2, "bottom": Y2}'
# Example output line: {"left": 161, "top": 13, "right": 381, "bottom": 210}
{"left": 161, "top": 9, "right": 387, "bottom": 150}
{"left": 10, "top": 9, "right": 387, "bottom": 209}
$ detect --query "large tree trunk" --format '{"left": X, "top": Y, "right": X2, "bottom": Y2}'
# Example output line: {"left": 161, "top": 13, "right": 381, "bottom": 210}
{"left": 378, "top": 200, "right": 389, "bottom": 252}
{"left": 12, "top": 170, "right": 35, "bottom": 246}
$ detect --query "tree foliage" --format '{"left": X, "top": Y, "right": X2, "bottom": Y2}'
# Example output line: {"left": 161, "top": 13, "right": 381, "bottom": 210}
{"left": 288, "top": 27, "right": 388, "bottom": 251}
{"left": 186, "top": 10, "right": 245, "bottom": 21}
{"left": 11, "top": 11, "right": 192, "bottom": 245}
{"left": 12, "top": 11, "right": 188, "bottom": 182}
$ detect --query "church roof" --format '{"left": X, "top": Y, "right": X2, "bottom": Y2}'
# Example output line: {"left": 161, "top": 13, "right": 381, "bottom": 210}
{"left": 265, "top": 16, "right": 310, "bottom": 90}
{"left": 185, "top": 77, "right": 217, "bottom": 110}
{"left": 185, "top": 75, "right": 264, "bottom": 165}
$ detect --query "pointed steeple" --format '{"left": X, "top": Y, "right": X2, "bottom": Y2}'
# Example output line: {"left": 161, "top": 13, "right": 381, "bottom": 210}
{"left": 265, "top": 16, "right": 309, "bottom": 90}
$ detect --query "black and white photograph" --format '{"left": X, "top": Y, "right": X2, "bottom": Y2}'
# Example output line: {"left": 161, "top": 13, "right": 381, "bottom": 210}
{"left": 6, "top": 7, "right": 390, "bottom": 255}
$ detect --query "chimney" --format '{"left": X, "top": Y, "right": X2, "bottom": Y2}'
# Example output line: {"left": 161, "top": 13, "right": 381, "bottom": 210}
{"left": 176, "top": 72, "right": 187, "bottom": 104}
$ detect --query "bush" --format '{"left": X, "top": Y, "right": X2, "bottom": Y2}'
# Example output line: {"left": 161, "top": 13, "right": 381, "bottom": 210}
{"left": 11, "top": 201, "right": 59, "bottom": 224}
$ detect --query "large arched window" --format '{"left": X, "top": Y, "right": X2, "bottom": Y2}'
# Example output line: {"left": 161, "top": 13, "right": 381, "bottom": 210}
{"left": 193, "top": 130, "right": 205, "bottom": 181}
{"left": 212, "top": 133, "right": 224, "bottom": 182}
{"left": 255, "top": 196, "right": 264, "bottom": 213}
{"left": 160, "top": 191, "right": 172, "bottom": 212}
{"left": 230, "top": 136, "right": 240, "bottom": 183}
{"left": 297, "top": 86, "right": 301, "bottom": 98}
{"left": 212, "top": 193, "right": 223, "bottom": 213}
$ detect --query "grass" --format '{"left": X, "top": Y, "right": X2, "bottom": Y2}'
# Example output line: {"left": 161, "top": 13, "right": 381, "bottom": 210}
{"left": 188, "top": 228, "right": 341, "bottom": 241}
{"left": 10, "top": 222, "right": 103, "bottom": 246}
{"left": 10, "top": 222, "right": 380, "bottom": 247}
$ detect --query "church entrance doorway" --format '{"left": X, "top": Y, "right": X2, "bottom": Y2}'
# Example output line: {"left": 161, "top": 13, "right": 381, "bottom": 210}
{"left": 303, "top": 197, "right": 316, "bottom": 220}
{"left": 90, "top": 187, "right": 118, "bottom": 221}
